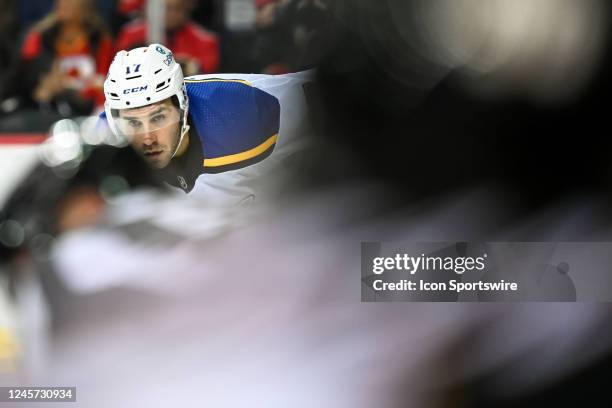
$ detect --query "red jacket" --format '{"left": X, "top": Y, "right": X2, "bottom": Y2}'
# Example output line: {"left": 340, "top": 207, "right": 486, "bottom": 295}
{"left": 21, "top": 29, "right": 113, "bottom": 74}
{"left": 21, "top": 26, "right": 113, "bottom": 108}
{"left": 116, "top": 21, "right": 220, "bottom": 74}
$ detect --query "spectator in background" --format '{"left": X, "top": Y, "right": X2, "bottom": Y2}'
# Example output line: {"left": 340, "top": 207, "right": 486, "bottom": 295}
{"left": 251, "top": 0, "right": 331, "bottom": 74}
{"left": 251, "top": 0, "right": 293, "bottom": 74}
{"left": 115, "top": 0, "right": 219, "bottom": 75}
{"left": 19, "top": 0, "right": 113, "bottom": 116}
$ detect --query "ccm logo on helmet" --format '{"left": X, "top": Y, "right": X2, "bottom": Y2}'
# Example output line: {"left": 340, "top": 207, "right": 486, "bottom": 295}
{"left": 123, "top": 86, "right": 148, "bottom": 94}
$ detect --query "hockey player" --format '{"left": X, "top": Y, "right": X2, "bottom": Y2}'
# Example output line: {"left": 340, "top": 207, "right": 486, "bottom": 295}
{"left": 102, "top": 43, "right": 310, "bottom": 206}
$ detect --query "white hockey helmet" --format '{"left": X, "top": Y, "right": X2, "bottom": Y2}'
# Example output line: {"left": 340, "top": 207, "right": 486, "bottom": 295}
{"left": 104, "top": 44, "right": 190, "bottom": 158}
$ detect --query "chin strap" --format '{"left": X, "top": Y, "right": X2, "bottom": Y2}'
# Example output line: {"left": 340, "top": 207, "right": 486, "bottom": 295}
{"left": 170, "top": 123, "right": 190, "bottom": 159}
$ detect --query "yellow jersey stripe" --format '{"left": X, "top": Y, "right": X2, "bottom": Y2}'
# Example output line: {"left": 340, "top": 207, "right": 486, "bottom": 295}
{"left": 203, "top": 134, "right": 278, "bottom": 167}
{"left": 184, "top": 78, "right": 253, "bottom": 87}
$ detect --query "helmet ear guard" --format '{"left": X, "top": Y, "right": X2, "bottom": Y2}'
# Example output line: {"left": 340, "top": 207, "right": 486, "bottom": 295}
{"left": 103, "top": 44, "right": 190, "bottom": 155}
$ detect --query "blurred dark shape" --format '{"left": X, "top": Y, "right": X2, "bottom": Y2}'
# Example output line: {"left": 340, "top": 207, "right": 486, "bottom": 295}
{"left": 446, "top": 317, "right": 612, "bottom": 407}
{"left": 115, "top": 0, "right": 220, "bottom": 75}
{"left": 300, "top": 3, "right": 612, "bottom": 402}
{"left": 93, "top": 0, "right": 116, "bottom": 22}
{"left": 247, "top": 0, "right": 334, "bottom": 73}
{"left": 0, "top": 0, "right": 20, "bottom": 107}
{"left": 306, "top": 0, "right": 612, "bottom": 211}
{"left": 17, "top": 0, "right": 54, "bottom": 32}
{"left": 0, "top": 145, "right": 164, "bottom": 268}
{"left": 187, "top": 0, "right": 218, "bottom": 31}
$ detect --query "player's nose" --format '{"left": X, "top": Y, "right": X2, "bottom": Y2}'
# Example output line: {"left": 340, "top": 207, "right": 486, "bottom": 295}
{"left": 141, "top": 130, "right": 158, "bottom": 145}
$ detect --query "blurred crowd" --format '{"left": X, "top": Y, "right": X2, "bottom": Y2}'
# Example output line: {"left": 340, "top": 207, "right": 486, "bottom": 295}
{"left": 0, "top": 0, "right": 332, "bottom": 132}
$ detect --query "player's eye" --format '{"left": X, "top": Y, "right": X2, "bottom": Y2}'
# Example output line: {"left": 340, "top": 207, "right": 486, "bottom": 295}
{"left": 127, "top": 119, "right": 142, "bottom": 128}
{"left": 151, "top": 114, "right": 166, "bottom": 124}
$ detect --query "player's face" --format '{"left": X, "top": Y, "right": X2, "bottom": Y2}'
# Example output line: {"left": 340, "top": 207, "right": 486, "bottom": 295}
{"left": 117, "top": 99, "right": 182, "bottom": 169}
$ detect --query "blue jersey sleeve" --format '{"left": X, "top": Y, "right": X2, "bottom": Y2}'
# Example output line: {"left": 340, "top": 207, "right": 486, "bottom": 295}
{"left": 185, "top": 79, "right": 281, "bottom": 174}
